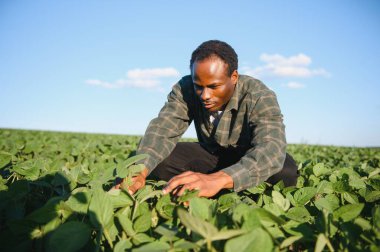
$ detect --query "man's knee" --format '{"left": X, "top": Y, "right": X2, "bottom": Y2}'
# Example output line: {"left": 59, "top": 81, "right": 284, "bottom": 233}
{"left": 148, "top": 158, "right": 174, "bottom": 181}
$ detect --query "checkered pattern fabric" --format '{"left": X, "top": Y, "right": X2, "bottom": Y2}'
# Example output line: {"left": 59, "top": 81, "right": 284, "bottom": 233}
{"left": 136, "top": 75, "right": 286, "bottom": 191}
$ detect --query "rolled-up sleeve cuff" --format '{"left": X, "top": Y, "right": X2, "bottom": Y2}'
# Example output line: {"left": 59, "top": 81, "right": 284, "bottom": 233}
{"left": 222, "top": 163, "right": 253, "bottom": 192}
{"left": 136, "top": 155, "right": 158, "bottom": 174}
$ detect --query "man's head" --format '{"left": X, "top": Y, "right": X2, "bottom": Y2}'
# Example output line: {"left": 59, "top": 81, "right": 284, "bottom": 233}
{"left": 190, "top": 40, "right": 239, "bottom": 112}
{"left": 190, "top": 40, "right": 238, "bottom": 76}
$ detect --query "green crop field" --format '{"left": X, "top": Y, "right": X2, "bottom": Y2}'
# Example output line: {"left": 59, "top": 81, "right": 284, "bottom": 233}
{"left": 0, "top": 129, "right": 379, "bottom": 252}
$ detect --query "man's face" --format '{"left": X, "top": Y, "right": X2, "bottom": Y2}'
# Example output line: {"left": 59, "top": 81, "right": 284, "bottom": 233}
{"left": 191, "top": 57, "right": 238, "bottom": 112}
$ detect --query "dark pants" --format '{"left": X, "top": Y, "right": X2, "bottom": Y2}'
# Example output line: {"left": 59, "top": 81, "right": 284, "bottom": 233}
{"left": 149, "top": 142, "right": 298, "bottom": 187}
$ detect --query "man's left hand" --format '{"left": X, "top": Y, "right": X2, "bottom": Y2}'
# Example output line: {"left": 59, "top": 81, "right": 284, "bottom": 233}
{"left": 162, "top": 171, "right": 233, "bottom": 198}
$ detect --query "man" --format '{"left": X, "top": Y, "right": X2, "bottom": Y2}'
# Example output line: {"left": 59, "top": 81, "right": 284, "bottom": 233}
{"left": 117, "top": 40, "right": 298, "bottom": 198}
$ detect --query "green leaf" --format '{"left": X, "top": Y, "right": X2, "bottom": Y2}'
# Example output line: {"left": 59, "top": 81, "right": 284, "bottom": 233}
{"left": 217, "top": 193, "right": 241, "bottom": 212}
{"left": 293, "top": 187, "right": 316, "bottom": 206}
{"left": 13, "top": 160, "right": 40, "bottom": 180}
{"left": 66, "top": 188, "right": 92, "bottom": 214}
{"left": 134, "top": 201, "right": 150, "bottom": 220}
{"left": 210, "top": 229, "right": 246, "bottom": 241}
{"left": 96, "top": 163, "right": 116, "bottom": 184}
{"left": 88, "top": 189, "right": 113, "bottom": 228}
{"left": 132, "top": 241, "right": 170, "bottom": 252}
{"left": 46, "top": 221, "right": 91, "bottom": 252}
{"left": 173, "top": 239, "right": 199, "bottom": 250}
{"left": 56, "top": 201, "right": 72, "bottom": 221}
{"left": 263, "top": 203, "right": 284, "bottom": 216}
{"left": 134, "top": 212, "right": 152, "bottom": 233}
{"left": 114, "top": 239, "right": 133, "bottom": 252}
{"left": 117, "top": 156, "right": 147, "bottom": 177}
{"left": 273, "top": 180, "right": 285, "bottom": 191}
{"left": 241, "top": 210, "right": 261, "bottom": 231}
{"left": 177, "top": 189, "right": 199, "bottom": 203}
{"left": 27, "top": 197, "right": 63, "bottom": 224}
{"left": 117, "top": 214, "right": 135, "bottom": 236}
{"left": 266, "top": 226, "right": 284, "bottom": 239}
{"left": 280, "top": 235, "right": 302, "bottom": 249}
{"left": 154, "top": 225, "right": 178, "bottom": 239}
{"left": 354, "top": 217, "right": 372, "bottom": 231}
{"left": 253, "top": 208, "right": 286, "bottom": 225}
{"left": 77, "top": 169, "right": 92, "bottom": 184}
{"left": 286, "top": 207, "right": 311, "bottom": 222}
{"left": 132, "top": 233, "right": 154, "bottom": 246}
{"left": 51, "top": 171, "right": 71, "bottom": 186}
{"left": 272, "top": 191, "right": 290, "bottom": 211}
{"left": 225, "top": 228, "right": 273, "bottom": 252}
{"left": 124, "top": 154, "right": 148, "bottom": 169}
{"left": 155, "top": 194, "right": 174, "bottom": 219}
{"left": 137, "top": 189, "right": 162, "bottom": 203}
{"left": 232, "top": 204, "right": 251, "bottom": 224}
{"left": 42, "top": 217, "right": 61, "bottom": 234}
{"left": 349, "top": 178, "right": 366, "bottom": 189}
{"left": 107, "top": 189, "right": 134, "bottom": 208}
{"left": 313, "top": 163, "right": 330, "bottom": 177}
{"left": 282, "top": 220, "right": 314, "bottom": 240}
{"left": 314, "top": 233, "right": 327, "bottom": 252}
{"left": 177, "top": 208, "right": 218, "bottom": 239}
{"left": 343, "top": 191, "right": 359, "bottom": 204}
{"left": 333, "top": 203, "right": 364, "bottom": 222}
{"left": 0, "top": 152, "right": 12, "bottom": 168}
{"left": 372, "top": 205, "right": 380, "bottom": 230}
{"left": 189, "top": 197, "right": 214, "bottom": 221}
{"left": 314, "top": 194, "right": 340, "bottom": 212}
{"left": 365, "top": 190, "right": 380, "bottom": 202}
{"left": 316, "top": 180, "right": 334, "bottom": 194}
{"left": 246, "top": 183, "right": 267, "bottom": 194}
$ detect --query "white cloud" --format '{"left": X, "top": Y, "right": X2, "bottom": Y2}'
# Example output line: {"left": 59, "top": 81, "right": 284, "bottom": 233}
{"left": 243, "top": 53, "right": 330, "bottom": 78}
{"left": 85, "top": 67, "right": 180, "bottom": 91}
{"left": 85, "top": 79, "right": 127, "bottom": 89}
{"left": 127, "top": 68, "right": 180, "bottom": 79}
{"left": 283, "top": 82, "right": 305, "bottom": 89}
{"left": 261, "top": 53, "right": 311, "bottom": 66}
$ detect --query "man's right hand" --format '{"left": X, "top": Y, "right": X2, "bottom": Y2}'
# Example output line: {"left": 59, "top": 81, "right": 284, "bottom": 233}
{"left": 115, "top": 167, "right": 149, "bottom": 195}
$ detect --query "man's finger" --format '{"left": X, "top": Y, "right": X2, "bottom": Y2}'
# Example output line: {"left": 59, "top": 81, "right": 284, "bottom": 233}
{"left": 167, "top": 171, "right": 194, "bottom": 185}
{"left": 163, "top": 177, "right": 186, "bottom": 194}
{"left": 177, "top": 182, "right": 199, "bottom": 196}
{"left": 171, "top": 184, "right": 183, "bottom": 196}
{"left": 164, "top": 177, "right": 187, "bottom": 194}
{"left": 163, "top": 175, "right": 199, "bottom": 194}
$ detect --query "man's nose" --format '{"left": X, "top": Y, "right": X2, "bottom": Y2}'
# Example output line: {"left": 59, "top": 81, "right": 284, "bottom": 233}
{"left": 201, "top": 88, "right": 211, "bottom": 101}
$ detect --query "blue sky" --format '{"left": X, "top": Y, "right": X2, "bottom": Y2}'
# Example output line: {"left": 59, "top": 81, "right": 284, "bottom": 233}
{"left": 1, "top": 0, "right": 379, "bottom": 147}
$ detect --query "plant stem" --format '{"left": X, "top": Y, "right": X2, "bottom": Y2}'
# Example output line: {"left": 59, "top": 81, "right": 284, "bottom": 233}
{"left": 206, "top": 239, "right": 216, "bottom": 252}
{"left": 326, "top": 237, "right": 335, "bottom": 252}
{"left": 132, "top": 200, "right": 139, "bottom": 220}
{"left": 95, "top": 229, "right": 102, "bottom": 252}
{"left": 104, "top": 227, "right": 114, "bottom": 249}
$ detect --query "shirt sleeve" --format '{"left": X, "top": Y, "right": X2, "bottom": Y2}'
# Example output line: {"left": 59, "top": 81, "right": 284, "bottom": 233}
{"left": 136, "top": 80, "right": 193, "bottom": 173}
{"left": 221, "top": 91, "right": 287, "bottom": 191}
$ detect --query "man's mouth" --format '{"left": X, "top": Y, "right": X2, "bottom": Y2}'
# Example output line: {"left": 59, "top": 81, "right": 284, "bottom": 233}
{"left": 202, "top": 102, "right": 215, "bottom": 110}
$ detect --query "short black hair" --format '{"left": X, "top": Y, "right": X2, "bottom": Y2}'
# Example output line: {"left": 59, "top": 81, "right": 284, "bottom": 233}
{"left": 190, "top": 40, "right": 238, "bottom": 76}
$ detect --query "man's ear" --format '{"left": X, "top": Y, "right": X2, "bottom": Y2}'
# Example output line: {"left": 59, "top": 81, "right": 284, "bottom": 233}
{"left": 231, "top": 70, "right": 238, "bottom": 85}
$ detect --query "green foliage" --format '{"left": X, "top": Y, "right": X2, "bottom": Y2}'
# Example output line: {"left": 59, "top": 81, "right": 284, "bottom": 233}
{"left": 0, "top": 129, "right": 379, "bottom": 251}
{"left": 46, "top": 221, "right": 91, "bottom": 252}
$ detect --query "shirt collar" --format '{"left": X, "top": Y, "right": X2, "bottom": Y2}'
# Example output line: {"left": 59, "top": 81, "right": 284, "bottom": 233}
{"left": 223, "top": 77, "right": 240, "bottom": 112}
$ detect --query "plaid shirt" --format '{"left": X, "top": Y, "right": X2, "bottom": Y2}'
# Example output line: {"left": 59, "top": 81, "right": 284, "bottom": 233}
{"left": 137, "top": 74, "right": 286, "bottom": 191}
